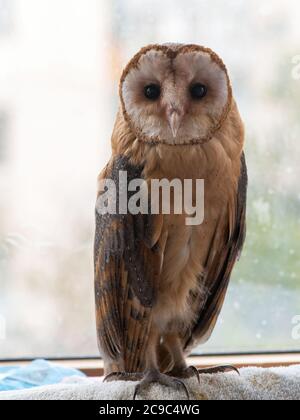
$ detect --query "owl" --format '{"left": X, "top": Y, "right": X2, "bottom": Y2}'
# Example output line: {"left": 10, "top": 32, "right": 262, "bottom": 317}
{"left": 94, "top": 43, "right": 247, "bottom": 399}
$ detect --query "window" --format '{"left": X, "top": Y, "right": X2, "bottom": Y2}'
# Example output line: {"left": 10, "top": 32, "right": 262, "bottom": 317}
{"left": 0, "top": 0, "right": 299, "bottom": 360}
{"left": 0, "top": 112, "right": 9, "bottom": 163}
{"left": 0, "top": 0, "right": 12, "bottom": 35}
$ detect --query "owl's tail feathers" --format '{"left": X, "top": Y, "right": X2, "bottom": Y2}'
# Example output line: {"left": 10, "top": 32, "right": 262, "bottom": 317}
{"left": 102, "top": 355, "right": 145, "bottom": 376}
{"left": 102, "top": 344, "right": 174, "bottom": 376}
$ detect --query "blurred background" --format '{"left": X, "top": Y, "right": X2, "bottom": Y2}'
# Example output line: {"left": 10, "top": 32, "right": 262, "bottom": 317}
{"left": 0, "top": 0, "right": 299, "bottom": 359}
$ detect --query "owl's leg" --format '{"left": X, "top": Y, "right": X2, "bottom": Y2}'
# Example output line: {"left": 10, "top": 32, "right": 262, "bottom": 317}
{"left": 163, "top": 334, "right": 200, "bottom": 382}
{"left": 133, "top": 329, "right": 190, "bottom": 400}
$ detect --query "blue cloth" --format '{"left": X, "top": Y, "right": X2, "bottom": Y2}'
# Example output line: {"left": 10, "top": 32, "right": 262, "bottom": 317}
{"left": 0, "top": 359, "right": 85, "bottom": 391}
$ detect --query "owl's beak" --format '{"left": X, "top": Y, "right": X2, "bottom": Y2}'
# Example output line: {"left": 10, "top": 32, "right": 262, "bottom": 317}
{"left": 167, "top": 106, "right": 184, "bottom": 138}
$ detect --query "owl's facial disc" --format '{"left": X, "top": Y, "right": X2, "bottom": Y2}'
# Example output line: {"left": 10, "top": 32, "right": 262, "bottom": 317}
{"left": 121, "top": 45, "right": 232, "bottom": 145}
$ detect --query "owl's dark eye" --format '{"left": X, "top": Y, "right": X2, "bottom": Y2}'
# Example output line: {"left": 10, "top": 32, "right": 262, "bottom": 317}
{"left": 144, "top": 84, "right": 161, "bottom": 101}
{"left": 190, "top": 83, "right": 208, "bottom": 100}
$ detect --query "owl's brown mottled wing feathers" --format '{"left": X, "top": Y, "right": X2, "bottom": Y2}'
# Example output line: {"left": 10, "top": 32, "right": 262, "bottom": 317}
{"left": 94, "top": 156, "right": 163, "bottom": 373}
{"left": 183, "top": 153, "right": 248, "bottom": 352}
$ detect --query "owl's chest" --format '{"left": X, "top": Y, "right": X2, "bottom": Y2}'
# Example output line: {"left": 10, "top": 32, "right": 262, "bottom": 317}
{"left": 152, "top": 218, "right": 210, "bottom": 331}
{"left": 151, "top": 166, "right": 236, "bottom": 330}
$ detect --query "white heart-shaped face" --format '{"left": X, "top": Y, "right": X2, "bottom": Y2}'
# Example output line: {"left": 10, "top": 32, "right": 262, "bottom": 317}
{"left": 120, "top": 45, "right": 232, "bottom": 145}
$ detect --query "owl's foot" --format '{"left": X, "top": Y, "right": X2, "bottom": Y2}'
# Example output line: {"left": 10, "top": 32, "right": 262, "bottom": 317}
{"left": 166, "top": 366, "right": 200, "bottom": 383}
{"left": 198, "top": 365, "right": 240, "bottom": 375}
{"left": 133, "top": 369, "right": 190, "bottom": 400}
{"left": 103, "top": 371, "right": 144, "bottom": 382}
{"left": 166, "top": 364, "right": 239, "bottom": 383}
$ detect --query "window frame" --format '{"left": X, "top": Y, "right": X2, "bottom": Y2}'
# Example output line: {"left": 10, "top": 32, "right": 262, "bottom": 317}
{"left": 1, "top": 353, "right": 300, "bottom": 377}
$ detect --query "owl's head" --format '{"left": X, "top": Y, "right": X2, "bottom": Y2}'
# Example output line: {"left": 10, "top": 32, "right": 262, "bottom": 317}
{"left": 120, "top": 44, "right": 232, "bottom": 146}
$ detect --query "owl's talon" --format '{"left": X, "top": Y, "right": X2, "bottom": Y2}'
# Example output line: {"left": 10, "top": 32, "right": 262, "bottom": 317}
{"left": 133, "top": 370, "right": 190, "bottom": 400}
{"left": 103, "top": 372, "right": 117, "bottom": 382}
{"left": 198, "top": 365, "right": 240, "bottom": 376}
{"left": 133, "top": 383, "right": 141, "bottom": 401}
{"left": 189, "top": 366, "right": 200, "bottom": 383}
{"left": 104, "top": 371, "right": 143, "bottom": 382}
{"left": 173, "top": 378, "right": 190, "bottom": 399}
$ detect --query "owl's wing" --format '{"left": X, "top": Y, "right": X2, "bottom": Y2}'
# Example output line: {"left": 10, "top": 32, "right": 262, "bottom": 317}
{"left": 183, "top": 153, "right": 248, "bottom": 352}
{"left": 94, "top": 156, "right": 164, "bottom": 373}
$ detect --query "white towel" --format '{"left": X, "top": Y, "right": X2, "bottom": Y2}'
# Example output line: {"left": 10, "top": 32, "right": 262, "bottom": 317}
{"left": 0, "top": 365, "right": 299, "bottom": 400}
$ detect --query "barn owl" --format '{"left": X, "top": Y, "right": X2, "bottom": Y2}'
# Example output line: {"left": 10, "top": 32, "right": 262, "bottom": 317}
{"left": 94, "top": 43, "right": 247, "bottom": 399}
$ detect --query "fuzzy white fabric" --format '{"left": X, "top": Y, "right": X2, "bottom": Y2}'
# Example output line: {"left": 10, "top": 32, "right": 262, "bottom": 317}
{"left": 0, "top": 365, "right": 299, "bottom": 400}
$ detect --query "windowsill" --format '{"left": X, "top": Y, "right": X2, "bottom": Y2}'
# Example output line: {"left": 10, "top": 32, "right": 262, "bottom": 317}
{"left": 1, "top": 353, "right": 300, "bottom": 377}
